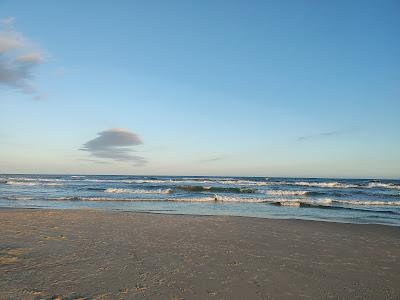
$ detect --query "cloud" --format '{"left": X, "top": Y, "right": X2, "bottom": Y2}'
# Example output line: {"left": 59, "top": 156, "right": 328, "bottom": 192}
{"left": 79, "top": 158, "right": 111, "bottom": 165}
{"left": 81, "top": 128, "right": 147, "bottom": 166}
{"left": 297, "top": 131, "right": 339, "bottom": 141}
{"left": 198, "top": 156, "right": 225, "bottom": 163}
{"left": 0, "top": 17, "right": 16, "bottom": 26}
{"left": 0, "top": 17, "right": 44, "bottom": 99}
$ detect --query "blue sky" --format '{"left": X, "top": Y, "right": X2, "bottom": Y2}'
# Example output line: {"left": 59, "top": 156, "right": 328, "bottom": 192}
{"left": 0, "top": 0, "right": 399, "bottom": 178}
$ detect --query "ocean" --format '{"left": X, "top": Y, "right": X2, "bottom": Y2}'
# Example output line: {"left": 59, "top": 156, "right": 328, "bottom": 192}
{"left": 1, "top": 174, "right": 399, "bottom": 226}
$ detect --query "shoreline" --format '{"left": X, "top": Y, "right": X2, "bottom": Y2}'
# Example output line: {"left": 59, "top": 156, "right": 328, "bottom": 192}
{"left": 1, "top": 206, "right": 399, "bottom": 227}
{"left": 1, "top": 208, "right": 399, "bottom": 299}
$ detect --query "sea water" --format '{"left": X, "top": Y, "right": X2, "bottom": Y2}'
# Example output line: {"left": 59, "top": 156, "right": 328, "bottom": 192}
{"left": 1, "top": 175, "right": 399, "bottom": 226}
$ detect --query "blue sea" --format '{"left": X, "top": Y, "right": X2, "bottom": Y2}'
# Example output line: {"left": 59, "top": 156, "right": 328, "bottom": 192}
{"left": 1, "top": 174, "right": 399, "bottom": 226}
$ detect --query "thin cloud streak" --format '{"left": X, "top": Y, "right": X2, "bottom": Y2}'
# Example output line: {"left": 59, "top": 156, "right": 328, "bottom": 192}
{"left": 80, "top": 128, "right": 147, "bottom": 166}
{"left": 198, "top": 156, "right": 226, "bottom": 163}
{"left": 297, "top": 131, "right": 340, "bottom": 142}
{"left": 79, "top": 158, "right": 111, "bottom": 165}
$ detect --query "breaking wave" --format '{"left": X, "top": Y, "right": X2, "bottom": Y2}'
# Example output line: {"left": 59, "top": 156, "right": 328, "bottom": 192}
{"left": 262, "top": 190, "right": 310, "bottom": 196}
{"left": 169, "top": 195, "right": 268, "bottom": 203}
{"left": 5, "top": 181, "right": 63, "bottom": 186}
{"left": 367, "top": 182, "right": 400, "bottom": 190}
{"left": 105, "top": 188, "right": 173, "bottom": 194}
{"left": 291, "top": 181, "right": 359, "bottom": 188}
{"left": 175, "top": 185, "right": 256, "bottom": 194}
{"left": 50, "top": 196, "right": 164, "bottom": 202}
{"left": 333, "top": 200, "right": 400, "bottom": 206}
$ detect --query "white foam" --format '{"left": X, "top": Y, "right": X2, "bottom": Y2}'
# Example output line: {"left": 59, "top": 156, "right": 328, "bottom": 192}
{"left": 6, "top": 181, "right": 39, "bottom": 186}
{"left": 219, "top": 180, "right": 270, "bottom": 186}
{"left": 53, "top": 196, "right": 161, "bottom": 202}
{"left": 5, "top": 181, "right": 63, "bottom": 186}
{"left": 269, "top": 198, "right": 333, "bottom": 207}
{"left": 214, "top": 195, "right": 268, "bottom": 202}
{"left": 4, "top": 196, "right": 35, "bottom": 201}
{"left": 334, "top": 200, "right": 400, "bottom": 206}
{"left": 262, "top": 190, "right": 309, "bottom": 196}
{"left": 292, "top": 181, "right": 359, "bottom": 188}
{"left": 7, "top": 177, "right": 66, "bottom": 182}
{"left": 279, "top": 201, "right": 301, "bottom": 207}
{"left": 167, "top": 196, "right": 217, "bottom": 202}
{"left": 167, "top": 195, "right": 267, "bottom": 203}
{"left": 105, "top": 188, "right": 173, "bottom": 194}
{"left": 367, "top": 182, "right": 400, "bottom": 190}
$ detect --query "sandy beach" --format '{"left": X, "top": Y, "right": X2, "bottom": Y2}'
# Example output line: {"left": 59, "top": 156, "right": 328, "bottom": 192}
{"left": 0, "top": 209, "right": 399, "bottom": 299}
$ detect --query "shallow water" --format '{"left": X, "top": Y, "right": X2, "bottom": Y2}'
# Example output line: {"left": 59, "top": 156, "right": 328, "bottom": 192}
{"left": 1, "top": 174, "right": 399, "bottom": 225}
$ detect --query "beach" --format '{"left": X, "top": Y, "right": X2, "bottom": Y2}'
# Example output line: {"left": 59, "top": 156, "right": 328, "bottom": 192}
{"left": 0, "top": 209, "right": 399, "bottom": 299}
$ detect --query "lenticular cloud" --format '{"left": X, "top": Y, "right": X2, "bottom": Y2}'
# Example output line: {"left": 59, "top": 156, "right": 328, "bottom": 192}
{"left": 81, "top": 128, "right": 147, "bottom": 166}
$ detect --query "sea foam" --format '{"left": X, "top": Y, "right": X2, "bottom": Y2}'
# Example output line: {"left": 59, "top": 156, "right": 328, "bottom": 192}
{"left": 105, "top": 188, "right": 173, "bottom": 194}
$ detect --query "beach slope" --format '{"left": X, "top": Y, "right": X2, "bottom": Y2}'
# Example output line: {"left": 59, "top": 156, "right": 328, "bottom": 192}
{"left": 0, "top": 209, "right": 399, "bottom": 299}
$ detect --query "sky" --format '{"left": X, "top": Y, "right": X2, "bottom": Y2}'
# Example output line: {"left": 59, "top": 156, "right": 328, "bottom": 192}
{"left": 0, "top": 0, "right": 399, "bottom": 178}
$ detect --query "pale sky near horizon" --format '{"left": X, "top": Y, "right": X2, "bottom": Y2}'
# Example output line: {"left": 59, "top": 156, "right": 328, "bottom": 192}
{"left": 0, "top": 1, "right": 399, "bottom": 178}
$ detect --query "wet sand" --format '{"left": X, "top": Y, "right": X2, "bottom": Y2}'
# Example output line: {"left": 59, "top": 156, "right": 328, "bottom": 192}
{"left": 0, "top": 209, "right": 399, "bottom": 299}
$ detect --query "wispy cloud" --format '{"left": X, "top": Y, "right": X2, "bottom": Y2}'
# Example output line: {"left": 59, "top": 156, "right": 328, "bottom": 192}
{"left": 79, "top": 158, "right": 111, "bottom": 165}
{"left": 0, "top": 17, "right": 16, "bottom": 26}
{"left": 198, "top": 156, "right": 225, "bottom": 163}
{"left": 0, "top": 17, "right": 45, "bottom": 99}
{"left": 297, "top": 131, "right": 339, "bottom": 142}
{"left": 80, "top": 128, "right": 147, "bottom": 166}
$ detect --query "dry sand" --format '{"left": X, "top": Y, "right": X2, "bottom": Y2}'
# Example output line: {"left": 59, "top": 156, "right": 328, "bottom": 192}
{"left": 0, "top": 208, "right": 399, "bottom": 299}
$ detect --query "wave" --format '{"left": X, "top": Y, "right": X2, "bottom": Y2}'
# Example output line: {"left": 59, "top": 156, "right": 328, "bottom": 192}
{"left": 85, "top": 178, "right": 270, "bottom": 186}
{"left": 5, "top": 181, "right": 63, "bottom": 186}
{"left": 262, "top": 189, "right": 399, "bottom": 198}
{"left": 55, "top": 195, "right": 266, "bottom": 203}
{"left": 4, "top": 192, "right": 399, "bottom": 210}
{"left": 81, "top": 178, "right": 170, "bottom": 184}
{"left": 269, "top": 200, "right": 399, "bottom": 215}
{"left": 6, "top": 177, "right": 66, "bottom": 182}
{"left": 4, "top": 176, "right": 400, "bottom": 191}
{"left": 333, "top": 200, "right": 400, "bottom": 206}
{"left": 169, "top": 195, "right": 268, "bottom": 203}
{"left": 50, "top": 196, "right": 161, "bottom": 202}
{"left": 85, "top": 187, "right": 107, "bottom": 191}
{"left": 265, "top": 180, "right": 400, "bottom": 190}
{"left": 2, "top": 196, "right": 35, "bottom": 201}
{"left": 262, "top": 190, "right": 309, "bottom": 196}
{"left": 105, "top": 188, "right": 173, "bottom": 194}
{"left": 267, "top": 198, "right": 400, "bottom": 207}
{"left": 175, "top": 185, "right": 256, "bottom": 194}
{"left": 291, "top": 181, "right": 360, "bottom": 188}
{"left": 367, "top": 182, "right": 400, "bottom": 190}
{"left": 268, "top": 198, "right": 333, "bottom": 206}
{"left": 167, "top": 196, "right": 220, "bottom": 202}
